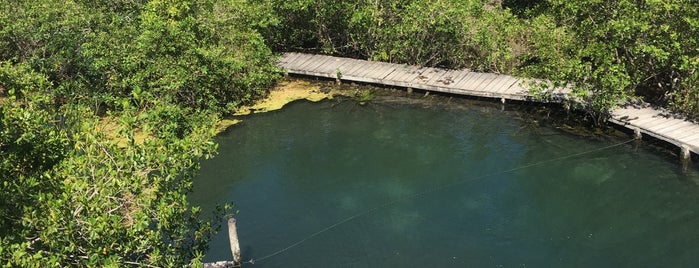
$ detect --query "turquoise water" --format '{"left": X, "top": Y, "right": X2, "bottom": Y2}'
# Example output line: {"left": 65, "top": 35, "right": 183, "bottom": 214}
{"left": 190, "top": 97, "right": 699, "bottom": 267}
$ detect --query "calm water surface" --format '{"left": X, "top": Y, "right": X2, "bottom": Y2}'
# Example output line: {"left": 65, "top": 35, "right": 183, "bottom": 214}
{"left": 191, "top": 97, "right": 699, "bottom": 267}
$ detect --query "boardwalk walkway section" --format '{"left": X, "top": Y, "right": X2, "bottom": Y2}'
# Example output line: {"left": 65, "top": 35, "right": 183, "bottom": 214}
{"left": 277, "top": 52, "right": 699, "bottom": 159}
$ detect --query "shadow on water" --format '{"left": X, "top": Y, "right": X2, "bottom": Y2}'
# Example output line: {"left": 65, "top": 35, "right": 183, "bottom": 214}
{"left": 191, "top": 94, "right": 699, "bottom": 267}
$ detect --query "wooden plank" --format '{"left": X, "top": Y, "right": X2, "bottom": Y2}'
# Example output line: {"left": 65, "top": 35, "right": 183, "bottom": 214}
{"left": 342, "top": 60, "right": 371, "bottom": 76}
{"left": 426, "top": 69, "right": 452, "bottom": 86}
{"left": 446, "top": 71, "right": 474, "bottom": 89}
{"left": 431, "top": 70, "right": 460, "bottom": 87}
{"left": 366, "top": 63, "right": 396, "bottom": 79}
{"left": 650, "top": 121, "right": 695, "bottom": 135}
{"left": 307, "top": 56, "right": 337, "bottom": 73}
{"left": 415, "top": 68, "right": 444, "bottom": 84}
{"left": 452, "top": 72, "right": 482, "bottom": 89}
{"left": 379, "top": 67, "right": 399, "bottom": 81}
{"left": 474, "top": 73, "right": 500, "bottom": 91}
{"left": 331, "top": 59, "right": 356, "bottom": 75}
{"left": 634, "top": 116, "right": 674, "bottom": 128}
{"left": 384, "top": 65, "right": 417, "bottom": 81}
{"left": 402, "top": 67, "right": 427, "bottom": 83}
{"left": 279, "top": 54, "right": 308, "bottom": 70}
{"left": 506, "top": 80, "right": 532, "bottom": 98}
{"left": 669, "top": 126, "right": 699, "bottom": 140}
{"left": 648, "top": 119, "right": 688, "bottom": 133}
{"left": 353, "top": 61, "right": 383, "bottom": 78}
{"left": 628, "top": 113, "right": 667, "bottom": 126}
{"left": 500, "top": 78, "right": 522, "bottom": 94}
{"left": 491, "top": 76, "right": 518, "bottom": 93}
{"left": 313, "top": 56, "right": 345, "bottom": 73}
{"left": 374, "top": 64, "right": 398, "bottom": 80}
{"left": 459, "top": 72, "right": 488, "bottom": 90}
{"left": 278, "top": 52, "right": 303, "bottom": 67}
{"left": 288, "top": 54, "right": 316, "bottom": 69}
{"left": 293, "top": 54, "right": 323, "bottom": 71}
{"left": 466, "top": 73, "right": 493, "bottom": 90}
{"left": 483, "top": 76, "right": 509, "bottom": 93}
{"left": 336, "top": 61, "right": 363, "bottom": 76}
{"left": 682, "top": 135, "right": 699, "bottom": 144}
{"left": 409, "top": 67, "right": 433, "bottom": 84}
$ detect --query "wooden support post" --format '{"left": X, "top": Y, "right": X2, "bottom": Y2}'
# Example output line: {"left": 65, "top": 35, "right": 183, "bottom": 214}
{"left": 680, "top": 145, "right": 691, "bottom": 162}
{"left": 407, "top": 87, "right": 413, "bottom": 94}
{"left": 500, "top": 97, "right": 506, "bottom": 111}
{"left": 228, "top": 218, "right": 242, "bottom": 268}
{"left": 633, "top": 127, "right": 642, "bottom": 140}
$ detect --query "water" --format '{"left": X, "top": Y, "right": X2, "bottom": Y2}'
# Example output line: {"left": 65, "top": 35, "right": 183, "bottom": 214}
{"left": 190, "top": 97, "right": 699, "bottom": 267}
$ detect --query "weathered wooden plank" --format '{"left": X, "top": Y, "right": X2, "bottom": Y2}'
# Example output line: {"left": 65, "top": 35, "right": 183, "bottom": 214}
{"left": 343, "top": 61, "right": 372, "bottom": 76}
{"left": 366, "top": 63, "right": 397, "bottom": 79}
{"left": 277, "top": 52, "right": 303, "bottom": 67}
{"left": 634, "top": 116, "right": 675, "bottom": 128}
{"left": 668, "top": 125, "right": 699, "bottom": 139}
{"left": 483, "top": 76, "right": 508, "bottom": 93}
{"left": 413, "top": 68, "right": 443, "bottom": 84}
{"left": 384, "top": 65, "right": 418, "bottom": 82}
{"left": 307, "top": 56, "right": 337, "bottom": 73}
{"left": 292, "top": 54, "right": 323, "bottom": 71}
{"left": 627, "top": 112, "right": 668, "bottom": 126}
{"left": 452, "top": 72, "right": 482, "bottom": 89}
{"left": 649, "top": 121, "right": 696, "bottom": 136}
{"left": 336, "top": 61, "right": 362, "bottom": 76}
{"left": 331, "top": 59, "right": 357, "bottom": 76}
{"left": 499, "top": 78, "right": 522, "bottom": 95}
{"left": 474, "top": 73, "right": 500, "bottom": 92}
{"left": 446, "top": 71, "right": 474, "bottom": 89}
{"left": 430, "top": 70, "right": 460, "bottom": 87}
{"left": 426, "top": 69, "right": 453, "bottom": 86}
{"left": 403, "top": 67, "right": 426, "bottom": 81}
{"left": 459, "top": 73, "right": 488, "bottom": 91}
{"left": 490, "top": 76, "right": 518, "bottom": 93}
{"left": 647, "top": 119, "right": 689, "bottom": 133}
{"left": 353, "top": 61, "right": 384, "bottom": 78}
{"left": 315, "top": 57, "right": 346, "bottom": 74}
{"left": 288, "top": 53, "right": 316, "bottom": 68}
{"left": 682, "top": 135, "right": 699, "bottom": 145}
{"left": 374, "top": 64, "right": 398, "bottom": 80}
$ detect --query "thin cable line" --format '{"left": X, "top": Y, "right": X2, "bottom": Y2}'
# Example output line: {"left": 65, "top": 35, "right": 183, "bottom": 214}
{"left": 247, "top": 138, "right": 636, "bottom": 264}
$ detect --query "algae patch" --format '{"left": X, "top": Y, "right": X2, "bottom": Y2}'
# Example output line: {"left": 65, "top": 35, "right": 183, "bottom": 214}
{"left": 234, "top": 79, "right": 338, "bottom": 116}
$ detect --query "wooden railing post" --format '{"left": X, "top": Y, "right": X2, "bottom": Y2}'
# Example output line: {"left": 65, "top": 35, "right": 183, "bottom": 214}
{"left": 228, "top": 218, "right": 241, "bottom": 267}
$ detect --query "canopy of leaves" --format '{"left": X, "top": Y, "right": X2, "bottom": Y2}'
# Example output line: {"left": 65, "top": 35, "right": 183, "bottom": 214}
{"left": 1, "top": 0, "right": 280, "bottom": 266}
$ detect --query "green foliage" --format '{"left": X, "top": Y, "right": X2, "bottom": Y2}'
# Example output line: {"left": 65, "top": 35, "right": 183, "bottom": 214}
{"left": 266, "top": 0, "right": 699, "bottom": 121}
{"left": 0, "top": 68, "right": 230, "bottom": 266}
{"left": 524, "top": 0, "right": 699, "bottom": 121}
{"left": 1, "top": 0, "right": 276, "bottom": 266}
{"left": 264, "top": 0, "right": 361, "bottom": 54}
{"left": 1, "top": 99, "right": 228, "bottom": 266}
{"left": 1, "top": 0, "right": 281, "bottom": 113}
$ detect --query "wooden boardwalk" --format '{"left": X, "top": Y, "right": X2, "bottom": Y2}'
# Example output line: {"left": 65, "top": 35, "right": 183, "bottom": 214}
{"left": 277, "top": 52, "right": 699, "bottom": 158}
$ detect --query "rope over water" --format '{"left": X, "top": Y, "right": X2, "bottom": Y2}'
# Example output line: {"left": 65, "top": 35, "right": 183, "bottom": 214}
{"left": 246, "top": 138, "right": 636, "bottom": 264}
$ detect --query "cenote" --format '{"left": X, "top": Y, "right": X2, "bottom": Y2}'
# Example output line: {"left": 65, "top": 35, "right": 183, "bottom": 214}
{"left": 190, "top": 94, "right": 699, "bottom": 267}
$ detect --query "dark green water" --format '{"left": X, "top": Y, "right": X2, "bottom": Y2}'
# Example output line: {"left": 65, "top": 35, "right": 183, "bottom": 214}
{"left": 191, "top": 97, "right": 699, "bottom": 267}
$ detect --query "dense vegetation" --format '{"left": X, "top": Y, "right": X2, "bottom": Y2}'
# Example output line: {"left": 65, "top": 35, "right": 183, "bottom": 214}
{"left": 263, "top": 0, "right": 699, "bottom": 122}
{"left": 1, "top": 0, "right": 697, "bottom": 266}
{"left": 1, "top": 0, "right": 279, "bottom": 266}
